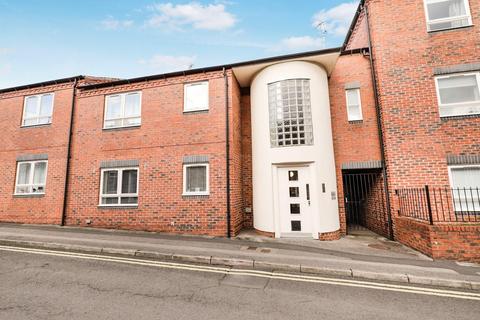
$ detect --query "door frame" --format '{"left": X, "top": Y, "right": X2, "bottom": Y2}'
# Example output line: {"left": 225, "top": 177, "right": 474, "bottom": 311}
{"left": 272, "top": 162, "right": 318, "bottom": 239}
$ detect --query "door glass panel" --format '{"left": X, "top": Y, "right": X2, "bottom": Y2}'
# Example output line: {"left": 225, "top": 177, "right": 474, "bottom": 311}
{"left": 289, "top": 187, "right": 299, "bottom": 197}
{"left": 291, "top": 221, "right": 301, "bottom": 231}
{"left": 288, "top": 170, "right": 298, "bottom": 181}
{"left": 290, "top": 204, "right": 300, "bottom": 214}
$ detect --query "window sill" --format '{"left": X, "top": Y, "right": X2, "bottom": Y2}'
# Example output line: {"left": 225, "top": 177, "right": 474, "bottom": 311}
{"left": 97, "top": 205, "right": 139, "bottom": 209}
{"left": 440, "top": 113, "right": 480, "bottom": 121}
{"left": 428, "top": 24, "right": 473, "bottom": 34}
{"left": 13, "top": 193, "right": 45, "bottom": 198}
{"left": 182, "top": 193, "right": 209, "bottom": 199}
{"left": 348, "top": 119, "right": 363, "bottom": 124}
{"left": 20, "top": 123, "right": 52, "bottom": 129}
{"left": 183, "top": 109, "right": 209, "bottom": 115}
{"left": 103, "top": 125, "right": 141, "bottom": 131}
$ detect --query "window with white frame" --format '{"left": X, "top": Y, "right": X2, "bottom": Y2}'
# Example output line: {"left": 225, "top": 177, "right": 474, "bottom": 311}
{"left": 449, "top": 165, "right": 480, "bottom": 212}
{"left": 15, "top": 160, "right": 48, "bottom": 194}
{"left": 345, "top": 88, "right": 363, "bottom": 121}
{"left": 104, "top": 92, "right": 141, "bottom": 129}
{"left": 268, "top": 79, "right": 314, "bottom": 147}
{"left": 99, "top": 167, "right": 139, "bottom": 206}
{"left": 22, "top": 93, "right": 54, "bottom": 126}
{"left": 424, "top": 0, "right": 472, "bottom": 32}
{"left": 184, "top": 81, "right": 209, "bottom": 112}
{"left": 435, "top": 72, "right": 480, "bottom": 117}
{"left": 183, "top": 163, "right": 209, "bottom": 196}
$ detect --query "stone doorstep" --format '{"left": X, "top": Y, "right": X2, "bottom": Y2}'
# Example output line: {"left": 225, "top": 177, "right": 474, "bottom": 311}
{"left": 0, "top": 239, "right": 478, "bottom": 291}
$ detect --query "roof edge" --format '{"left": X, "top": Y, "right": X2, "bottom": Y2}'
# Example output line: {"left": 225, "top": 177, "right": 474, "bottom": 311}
{"left": 0, "top": 75, "right": 85, "bottom": 94}
{"left": 79, "top": 47, "right": 342, "bottom": 91}
{"left": 341, "top": 0, "right": 366, "bottom": 52}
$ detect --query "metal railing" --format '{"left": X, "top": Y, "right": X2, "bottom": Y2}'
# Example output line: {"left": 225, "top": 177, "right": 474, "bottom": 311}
{"left": 395, "top": 186, "right": 480, "bottom": 224}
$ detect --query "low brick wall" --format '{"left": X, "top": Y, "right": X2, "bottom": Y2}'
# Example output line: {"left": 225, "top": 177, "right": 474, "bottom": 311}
{"left": 430, "top": 224, "right": 480, "bottom": 262}
{"left": 395, "top": 217, "right": 480, "bottom": 262}
{"left": 319, "top": 229, "right": 341, "bottom": 241}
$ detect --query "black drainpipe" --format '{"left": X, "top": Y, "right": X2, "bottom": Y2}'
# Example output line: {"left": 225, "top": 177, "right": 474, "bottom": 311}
{"left": 363, "top": 5, "right": 394, "bottom": 240}
{"left": 60, "top": 78, "right": 78, "bottom": 226}
{"left": 223, "top": 68, "right": 232, "bottom": 238}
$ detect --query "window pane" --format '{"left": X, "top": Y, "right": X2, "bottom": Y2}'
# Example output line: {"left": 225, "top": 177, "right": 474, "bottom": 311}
{"left": 17, "top": 163, "right": 31, "bottom": 185}
{"left": 438, "top": 75, "right": 480, "bottom": 104}
{"left": 104, "top": 119, "right": 123, "bottom": 128}
{"left": 33, "top": 162, "right": 47, "bottom": 184}
{"left": 102, "top": 171, "right": 118, "bottom": 194}
{"left": 185, "top": 82, "right": 209, "bottom": 111}
{"left": 106, "top": 95, "right": 122, "bottom": 120}
{"left": 123, "top": 117, "right": 141, "bottom": 126}
{"left": 101, "top": 197, "right": 119, "bottom": 205}
{"left": 186, "top": 166, "right": 207, "bottom": 192}
{"left": 121, "top": 197, "right": 138, "bottom": 204}
{"left": 451, "top": 167, "right": 480, "bottom": 188}
{"left": 427, "top": 0, "right": 466, "bottom": 21}
{"left": 348, "top": 105, "right": 362, "bottom": 120}
{"left": 39, "top": 94, "right": 53, "bottom": 116}
{"left": 121, "top": 170, "right": 138, "bottom": 194}
{"left": 24, "top": 96, "right": 38, "bottom": 119}
{"left": 124, "top": 93, "right": 141, "bottom": 117}
{"left": 347, "top": 89, "right": 359, "bottom": 106}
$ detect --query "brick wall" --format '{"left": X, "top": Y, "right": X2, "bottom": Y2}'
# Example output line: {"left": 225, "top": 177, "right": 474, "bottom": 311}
{"left": 0, "top": 83, "right": 75, "bottom": 225}
{"left": 65, "top": 71, "right": 236, "bottom": 236}
{"left": 329, "top": 53, "right": 383, "bottom": 234}
{"left": 240, "top": 93, "right": 253, "bottom": 228}
{"left": 230, "top": 74, "right": 244, "bottom": 235}
{"left": 365, "top": 0, "right": 480, "bottom": 191}
{"left": 364, "top": 174, "right": 389, "bottom": 238}
{"left": 396, "top": 217, "right": 480, "bottom": 262}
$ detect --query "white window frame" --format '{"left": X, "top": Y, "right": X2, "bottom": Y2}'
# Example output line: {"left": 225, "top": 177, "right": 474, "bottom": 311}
{"left": 14, "top": 160, "right": 48, "bottom": 195}
{"left": 434, "top": 72, "right": 480, "bottom": 117}
{"left": 182, "top": 163, "right": 210, "bottom": 196}
{"left": 21, "top": 93, "right": 54, "bottom": 127}
{"left": 447, "top": 164, "right": 480, "bottom": 212}
{"left": 183, "top": 81, "right": 209, "bottom": 112}
{"left": 345, "top": 88, "right": 363, "bottom": 121}
{"left": 423, "top": 0, "right": 473, "bottom": 32}
{"left": 99, "top": 167, "right": 139, "bottom": 207}
{"left": 103, "top": 91, "right": 142, "bottom": 129}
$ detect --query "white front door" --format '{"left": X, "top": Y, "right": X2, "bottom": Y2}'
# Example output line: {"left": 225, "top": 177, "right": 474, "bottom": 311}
{"left": 278, "top": 166, "right": 312, "bottom": 237}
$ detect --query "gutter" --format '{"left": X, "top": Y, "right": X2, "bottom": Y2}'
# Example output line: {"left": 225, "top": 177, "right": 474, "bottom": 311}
{"left": 0, "top": 76, "right": 84, "bottom": 94}
{"left": 223, "top": 68, "right": 232, "bottom": 238}
{"left": 78, "top": 47, "right": 341, "bottom": 91}
{"left": 363, "top": 4, "right": 394, "bottom": 240}
{"left": 61, "top": 78, "right": 79, "bottom": 226}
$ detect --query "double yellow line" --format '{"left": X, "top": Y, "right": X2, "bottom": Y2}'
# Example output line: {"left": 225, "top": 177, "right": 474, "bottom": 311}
{"left": 1, "top": 245, "right": 479, "bottom": 301}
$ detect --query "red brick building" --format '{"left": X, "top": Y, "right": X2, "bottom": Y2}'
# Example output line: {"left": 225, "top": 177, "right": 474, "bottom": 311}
{"left": 0, "top": 0, "right": 479, "bottom": 261}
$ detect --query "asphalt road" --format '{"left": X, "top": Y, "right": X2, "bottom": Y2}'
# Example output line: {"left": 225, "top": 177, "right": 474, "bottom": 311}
{"left": 0, "top": 247, "right": 479, "bottom": 320}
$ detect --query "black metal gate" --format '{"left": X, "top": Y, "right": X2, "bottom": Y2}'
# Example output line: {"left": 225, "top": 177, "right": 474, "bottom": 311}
{"left": 342, "top": 170, "right": 390, "bottom": 238}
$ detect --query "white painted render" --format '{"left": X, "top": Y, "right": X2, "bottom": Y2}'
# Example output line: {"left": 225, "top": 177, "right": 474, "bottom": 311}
{"left": 250, "top": 60, "right": 340, "bottom": 238}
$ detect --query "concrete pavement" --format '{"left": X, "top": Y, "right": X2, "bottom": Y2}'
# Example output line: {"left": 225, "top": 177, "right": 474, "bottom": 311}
{"left": 0, "top": 248, "right": 479, "bottom": 320}
{"left": 0, "top": 223, "right": 479, "bottom": 290}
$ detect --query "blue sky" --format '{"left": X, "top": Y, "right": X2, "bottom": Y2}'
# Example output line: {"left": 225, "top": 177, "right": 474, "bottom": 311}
{"left": 0, "top": 1, "right": 358, "bottom": 89}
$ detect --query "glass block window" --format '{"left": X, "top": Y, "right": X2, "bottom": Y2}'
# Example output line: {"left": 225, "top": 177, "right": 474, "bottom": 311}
{"left": 268, "top": 79, "right": 313, "bottom": 147}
